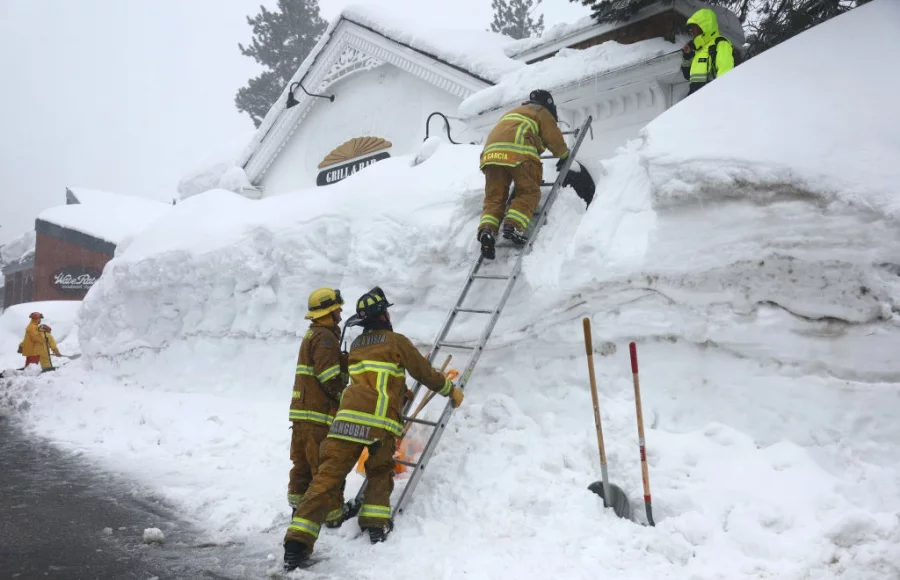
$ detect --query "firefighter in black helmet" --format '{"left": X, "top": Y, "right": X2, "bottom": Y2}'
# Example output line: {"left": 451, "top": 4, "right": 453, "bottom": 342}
{"left": 476, "top": 89, "right": 570, "bottom": 259}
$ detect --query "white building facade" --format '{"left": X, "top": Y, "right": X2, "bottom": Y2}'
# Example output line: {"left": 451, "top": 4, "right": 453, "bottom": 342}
{"left": 187, "top": 1, "right": 743, "bottom": 200}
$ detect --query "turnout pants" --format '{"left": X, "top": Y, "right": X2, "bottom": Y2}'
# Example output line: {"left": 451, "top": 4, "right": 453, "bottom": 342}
{"left": 284, "top": 436, "right": 396, "bottom": 551}
{"left": 287, "top": 422, "right": 343, "bottom": 523}
{"left": 479, "top": 160, "right": 543, "bottom": 235}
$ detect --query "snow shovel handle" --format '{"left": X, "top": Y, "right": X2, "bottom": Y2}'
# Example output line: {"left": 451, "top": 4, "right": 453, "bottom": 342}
{"left": 401, "top": 354, "right": 452, "bottom": 439}
{"left": 582, "top": 318, "right": 611, "bottom": 507}
{"left": 630, "top": 342, "right": 655, "bottom": 526}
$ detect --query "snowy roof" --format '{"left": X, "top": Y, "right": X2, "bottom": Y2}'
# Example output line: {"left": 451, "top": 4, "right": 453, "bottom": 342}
{"left": 506, "top": 0, "right": 744, "bottom": 62}
{"left": 342, "top": 5, "right": 520, "bottom": 83}
{"left": 38, "top": 188, "right": 172, "bottom": 245}
{"left": 0, "top": 229, "right": 35, "bottom": 272}
{"left": 460, "top": 37, "right": 678, "bottom": 117}
{"left": 237, "top": 5, "right": 522, "bottom": 172}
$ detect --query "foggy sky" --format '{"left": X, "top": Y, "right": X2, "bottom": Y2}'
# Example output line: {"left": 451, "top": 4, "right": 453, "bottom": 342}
{"left": 0, "top": 0, "right": 588, "bottom": 245}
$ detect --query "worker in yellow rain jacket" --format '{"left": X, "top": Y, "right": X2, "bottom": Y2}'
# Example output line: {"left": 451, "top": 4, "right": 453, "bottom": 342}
{"left": 18, "top": 312, "right": 45, "bottom": 370}
{"left": 681, "top": 8, "right": 735, "bottom": 95}
{"left": 477, "top": 89, "right": 570, "bottom": 260}
{"left": 287, "top": 287, "right": 356, "bottom": 528}
{"left": 282, "top": 287, "right": 465, "bottom": 571}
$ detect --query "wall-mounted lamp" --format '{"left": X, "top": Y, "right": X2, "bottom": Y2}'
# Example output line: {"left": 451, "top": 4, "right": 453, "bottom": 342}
{"left": 286, "top": 80, "right": 335, "bottom": 109}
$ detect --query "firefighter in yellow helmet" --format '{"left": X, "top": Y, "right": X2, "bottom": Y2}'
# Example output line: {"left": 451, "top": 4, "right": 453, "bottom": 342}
{"left": 18, "top": 312, "right": 46, "bottom": 370}
{"left": 681, "top": 8, "right": 735, "bottom": 95}
{"left": 283, "top": 287, "right": 465, "bottom": 571}
{"left": 477, "top": 89, "right": 570, "bottom": 260}
{"left": 287, "top": 287, "right": 355, "bottom": 528}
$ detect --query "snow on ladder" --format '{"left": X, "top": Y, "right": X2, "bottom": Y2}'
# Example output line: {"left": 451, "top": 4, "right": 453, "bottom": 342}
{"left": 354, "top": 115, "right": 594, "bottom": 517}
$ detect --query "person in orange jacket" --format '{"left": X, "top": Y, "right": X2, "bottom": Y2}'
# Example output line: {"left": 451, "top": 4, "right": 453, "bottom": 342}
{"left": 18, "top": 312, "right": 45, "bottom": 370}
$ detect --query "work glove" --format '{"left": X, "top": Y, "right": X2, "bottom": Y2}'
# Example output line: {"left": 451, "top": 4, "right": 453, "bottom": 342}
{"left": 17, "top": 345, "right": 23, "bottom": 354}
{"left": 449, "top": 386, "right": 464, "bottom": 409}
{"left": 555, "top": 153, "right": 570, "bottom": 172}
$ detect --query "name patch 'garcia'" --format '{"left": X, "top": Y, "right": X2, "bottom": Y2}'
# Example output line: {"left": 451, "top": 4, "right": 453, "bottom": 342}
{"left": 316, "top": 137, "right": 392, "bottom": 186}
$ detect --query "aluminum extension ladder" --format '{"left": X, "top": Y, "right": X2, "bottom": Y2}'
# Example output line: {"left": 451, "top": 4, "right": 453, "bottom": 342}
{"left": 354, "top": 115, "right": 594, "bottom": 517}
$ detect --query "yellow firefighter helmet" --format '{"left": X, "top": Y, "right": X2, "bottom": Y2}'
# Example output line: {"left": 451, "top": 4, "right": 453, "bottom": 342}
{"left": 304, "top": 288, "right": 343, "bottom": 320}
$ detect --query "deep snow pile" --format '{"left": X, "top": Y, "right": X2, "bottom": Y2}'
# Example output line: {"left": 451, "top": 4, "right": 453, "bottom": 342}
{"left": 3, "top": 2, "right": 900, "bottom": 579}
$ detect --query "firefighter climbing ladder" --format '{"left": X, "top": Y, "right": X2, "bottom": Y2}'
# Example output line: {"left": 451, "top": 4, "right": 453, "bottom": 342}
{"left": 355, "top": 115, "right": 594, "bottom": 516}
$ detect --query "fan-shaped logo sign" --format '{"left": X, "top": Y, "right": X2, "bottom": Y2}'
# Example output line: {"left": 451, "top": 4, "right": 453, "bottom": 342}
{"left": 317, "top": 137, "right": 391, "bottom": 186}
{"left": 51, "top": 266, "right": 101, "bottom": 295}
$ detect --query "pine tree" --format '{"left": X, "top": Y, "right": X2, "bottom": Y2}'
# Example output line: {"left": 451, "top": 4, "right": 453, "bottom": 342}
{"left": 570, "top": 0, "right": 871, "bottom": 58}
{"left": 235, "top": 0, "right": 328, "bottom": 127}
{"left": 489, "top": 0, "right": 545, "bottom": 40}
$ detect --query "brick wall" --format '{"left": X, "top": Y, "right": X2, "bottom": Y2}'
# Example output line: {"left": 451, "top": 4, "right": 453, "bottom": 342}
{"left": 528, "top": 10, "right": 684, "bottom": 64}
{"left": 33, "top": 230, "right": 113, "bottom": 301}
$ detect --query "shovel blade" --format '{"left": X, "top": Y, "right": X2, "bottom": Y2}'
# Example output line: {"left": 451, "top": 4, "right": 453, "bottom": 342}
{"left": 588, "top": 481, "right": 633, "bottom": 520}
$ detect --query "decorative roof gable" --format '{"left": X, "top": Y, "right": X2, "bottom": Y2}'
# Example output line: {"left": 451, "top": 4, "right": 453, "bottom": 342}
{"left": 240, "top": 15, "right": 513, "bottom": 185}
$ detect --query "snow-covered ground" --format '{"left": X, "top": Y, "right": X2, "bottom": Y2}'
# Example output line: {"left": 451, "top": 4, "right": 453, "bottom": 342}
{"left": 2, "top": 1, "right": 900, "bottom": 579}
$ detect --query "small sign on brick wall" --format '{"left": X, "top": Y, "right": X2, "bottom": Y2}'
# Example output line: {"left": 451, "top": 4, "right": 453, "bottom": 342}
{"left": 50, "top": 266, "right": 101, "bottom": 295}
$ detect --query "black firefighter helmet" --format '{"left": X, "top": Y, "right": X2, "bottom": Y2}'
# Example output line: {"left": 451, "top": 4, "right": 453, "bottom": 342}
{"left": 527, "top": 89, "right": 558, "bottom": 121}
{"left": 355, "top": 286, "right": 394, "bottom": 323}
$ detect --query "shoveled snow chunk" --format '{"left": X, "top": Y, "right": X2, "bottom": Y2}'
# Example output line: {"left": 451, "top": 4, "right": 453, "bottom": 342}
{"left": 142, "top": 527, "right": 165, "bottom": 544}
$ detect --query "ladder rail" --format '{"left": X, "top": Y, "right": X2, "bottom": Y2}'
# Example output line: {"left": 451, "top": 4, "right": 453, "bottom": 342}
{"left": 400, "top": 250, "right": 488, "bottom": 414}
{"left": 392, "top": 115, "right": 594, "bottom": 515}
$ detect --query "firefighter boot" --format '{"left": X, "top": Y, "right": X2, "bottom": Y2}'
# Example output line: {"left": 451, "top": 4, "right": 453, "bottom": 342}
{"left": 478, "top": 229, "right": 496, "bottom": 260}
{"left": 283, "top": 540, "right": 310, "bottom": 571}
{"left": 324, "top": 498, "right": 362, "bottom": 529}
{"left": 365, "top": 518, "right": 394, "bottom": 544}
{"left": 502, "top": 223, "right": 528, "bottom": 245}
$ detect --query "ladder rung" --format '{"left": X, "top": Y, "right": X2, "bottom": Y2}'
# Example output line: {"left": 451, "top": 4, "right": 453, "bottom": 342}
{"left": 438, "top": 342, "right": 476, "bottom": 350}
{"left": 403, "top": 416, "right": 438, "bottom": 427}
{"left": 472, "top": 273, "right": 510, "bottom": 280}
{"left": 455, "top": 307, "right": 493, "bottom": 314}
{"left": 394, "top": 459, "right": 418, "bottom": 468}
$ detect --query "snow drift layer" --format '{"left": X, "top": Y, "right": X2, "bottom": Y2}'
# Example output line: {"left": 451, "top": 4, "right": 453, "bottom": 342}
{"left": 4, "top": 2, "right": 900, "bottom": 579}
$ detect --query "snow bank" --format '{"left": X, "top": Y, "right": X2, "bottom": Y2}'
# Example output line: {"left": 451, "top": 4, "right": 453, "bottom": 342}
{"left": 38, "top": 189, "right": 172, "bottom": 246}
{"left": 642, "top": 0, "right": 900, "bottom": 219}
{"left": 3, "top": 3, "right": 900, "bottom": 579}
{"left": 78, "top": 144, "right": 484, "bottom": 358}
{"left": 460, "top": 38, "right": 677, "bottom": 117}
